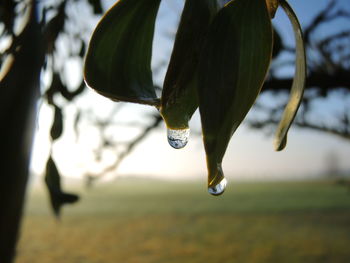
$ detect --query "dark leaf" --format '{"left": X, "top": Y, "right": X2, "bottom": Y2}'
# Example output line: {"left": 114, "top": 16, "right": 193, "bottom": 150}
{"left": 84, "top": 0, "right": 161, "bottom": 106}
{"left": 198, "top": 0, "right": 273, "bottom": 190}
{"left": 160, "top": 0, "right": 219, "bottom": 129}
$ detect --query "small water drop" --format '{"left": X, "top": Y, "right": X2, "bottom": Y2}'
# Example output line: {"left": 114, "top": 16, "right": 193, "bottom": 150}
{"left": 167, "top": 128, "right": 190, "bottom": 149}
{"left": 208, "top": 177, "right": 227, "bottom": 196}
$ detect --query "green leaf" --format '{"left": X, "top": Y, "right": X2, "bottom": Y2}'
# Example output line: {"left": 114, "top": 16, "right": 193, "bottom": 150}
{"left": 274, "top": 0, "right": 306, "bottom": 151}
{"left": 160, "top": 0, "right": 219, "bottom": 129}
{"left": 50, "top": 105, "right": 63, "bottom": 140}
{"left": 198, "top": 0, "right": 273, "bottom": 189}
{"left": 45, "top": 157, "right": 79, "bottom": 217}
{"left": 84, "top": 0, "right": 161, "bottom": 106}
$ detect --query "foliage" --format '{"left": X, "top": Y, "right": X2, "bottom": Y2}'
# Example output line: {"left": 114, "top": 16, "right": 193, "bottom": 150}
{"left": 1, "top": 0, "right": 349, "bottom": 262}
{"left": 84, "top": 0, "right": 350, "bottom": 188}
{"left": 84, "top": 0, "right": 306, "bottom": 195}
{"left": 0, "top": 0, "right": 349, "bottom": 243}
{"left": 84, "top": 0, "right": 161, "bottom": 105}
{"left": 45, "top": 157, "right": 79, "bottom": 217}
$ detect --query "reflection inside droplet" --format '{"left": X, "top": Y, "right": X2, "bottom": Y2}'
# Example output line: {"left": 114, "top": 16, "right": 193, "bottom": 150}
{"left": 208, "top": 177, "right": 227, "bottom": 196}
{"left": 167, "top": 128, "right": 190, "bottom": 149}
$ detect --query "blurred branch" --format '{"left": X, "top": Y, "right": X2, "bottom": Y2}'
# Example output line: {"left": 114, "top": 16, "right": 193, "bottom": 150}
{"left": 252, "top": 0, "right": 350, "bottom": 141}
{"left": 295, "top": 120, "right": 350, "bottom": 140}
{"left": 85, "top": 115, "right": 163, "bottom": 186}
{"left": 263, "top": 70, "right": 350, "bottom": 94}
{"left": 303, "top": 0, "right": 337, "bottom": 43}
{"left": 302, "top": 0, "right": 350, "bottom": 43}
{"left": 248, "top": 116, "right": 350, "bottom": 141}
{"left": 102, "top": 115, "right": 163, "bottom": 174}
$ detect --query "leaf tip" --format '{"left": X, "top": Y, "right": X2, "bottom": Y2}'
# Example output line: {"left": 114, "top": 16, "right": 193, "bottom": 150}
{"left": 274, "top": 135, "right": 287, "bottom": 151}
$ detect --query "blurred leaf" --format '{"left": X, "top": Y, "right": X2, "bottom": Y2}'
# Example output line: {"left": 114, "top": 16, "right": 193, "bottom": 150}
{"left": 160, "top": 0, "right": 219, "bottom": 129}
{"left": 88, "top": 0, "right": 103, "bottom": 14}
{"left": 45, "top": 157, "right": 79, "bottom": 217}
{"left": 84, "top": 0, "right": 161, "bottom": 106}
{"left": 274, "top": 0, "right": 306, "bottom": 151}
{"left": 50, "top": 105, "right": 63, "bottom": 140}
{"left": 198, "top": 0, "right": 273, "bottom": 188}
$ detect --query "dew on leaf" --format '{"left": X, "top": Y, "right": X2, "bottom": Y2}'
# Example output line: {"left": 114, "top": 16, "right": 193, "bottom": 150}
{"left": 208, "top": 177, "right": 227, "bottom": 196}
{"left": 167, "top": 128, "right": 190, "bottom": 149}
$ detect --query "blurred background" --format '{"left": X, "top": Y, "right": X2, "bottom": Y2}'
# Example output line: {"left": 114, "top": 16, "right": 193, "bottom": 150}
{"left": 1, "top": 0, "right": 349, "bottom": 262}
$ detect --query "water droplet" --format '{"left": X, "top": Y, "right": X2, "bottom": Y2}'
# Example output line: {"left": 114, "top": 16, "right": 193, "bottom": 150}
{"left": 167, "top": 128, "right": 190, "bottom": 149}
{"left": 208, "top": 177, "right": 227, "bottom": 196}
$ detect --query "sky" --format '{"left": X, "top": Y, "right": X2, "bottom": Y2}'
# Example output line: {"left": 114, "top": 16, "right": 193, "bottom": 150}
{"left": 29, "top": 0, "right": 350, "bottom": 183}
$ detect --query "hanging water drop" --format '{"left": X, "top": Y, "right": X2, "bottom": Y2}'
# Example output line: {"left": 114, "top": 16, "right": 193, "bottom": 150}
{"left": 207, "top": 162, "right": 227, "bottom": 196}
{"left": 208, "top": 178, "right": 227, "bottom": 196}
{"left": 167, "top": 128, "right": 190, "bottom": 149}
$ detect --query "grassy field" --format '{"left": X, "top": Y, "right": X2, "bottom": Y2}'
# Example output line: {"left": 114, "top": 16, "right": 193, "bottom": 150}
{"left": 16, "top": 179, "right": 350, "bottom": 263}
